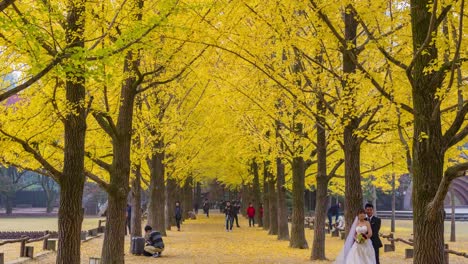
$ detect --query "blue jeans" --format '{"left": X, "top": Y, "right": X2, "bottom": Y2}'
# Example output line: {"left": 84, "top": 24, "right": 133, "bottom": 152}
{"left": 225, "top": 216, "right": 233, "bottom": 230}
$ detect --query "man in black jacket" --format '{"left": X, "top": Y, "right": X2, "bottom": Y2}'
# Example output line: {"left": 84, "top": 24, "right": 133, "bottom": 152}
{"left": 365, "top": 203, "right": 382, "bottom": 264}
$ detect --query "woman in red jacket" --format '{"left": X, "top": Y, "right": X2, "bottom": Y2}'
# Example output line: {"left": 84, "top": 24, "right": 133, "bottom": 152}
{"left": 247, "top": 202, "right": 256, "bottom": 227}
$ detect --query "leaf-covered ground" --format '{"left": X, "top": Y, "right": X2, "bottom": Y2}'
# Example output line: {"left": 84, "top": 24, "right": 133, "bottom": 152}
{"left": 2, "top": 213, "right": 467, "bottom": 263}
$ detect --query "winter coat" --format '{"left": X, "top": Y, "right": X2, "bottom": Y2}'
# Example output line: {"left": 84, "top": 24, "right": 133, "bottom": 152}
{"left": 247, "top": 206, "right": 255, "bottom": 218}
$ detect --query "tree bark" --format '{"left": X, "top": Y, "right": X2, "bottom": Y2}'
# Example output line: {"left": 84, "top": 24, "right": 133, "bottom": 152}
{"left": 56, "top": 1, "right": 87, "bottom": 263}
{"left": 268, "top": 167, "right": 278, "bottom": 235}
{"left": 166, "top": 178, "right": 176, "bottom": 229}
{"left": 5, "top": 195, "right": 13, "bottom": 215}
{"left": 251, "top": 160, "right": 262, "bottom": 226}
{"left": 131, "top": 165, "right": 142, "bottom": 238}
{"left": 262, "top": 163, "right": 270, "bottom": 230}
{"left": 391, "top": 173, "right": 396, "bottom": 233}
{"left": 276, "top": 157, "right": 289, "bottom": 240}
{"left": 101, "top": 37, "right": 141, "bottom": 264}
{"left": 311, "top": 96, "right": 328, "bottom": 260}
{"left": 290, "top": 156, "right": 308, "bottom": 249}
{"left": 147, "top": 139, "right": 166, "bottom": 235}
{"left": 343, "top": 6, "right": 363, "bottom": 235}
{"left": 182, "top": 176, "right": 193, "bottom": 219}
{"left": 410, "top": 0, "right": 447, "bottom": 262}
{"left": 450, "top": 188, "right": 455, "bottom": 242}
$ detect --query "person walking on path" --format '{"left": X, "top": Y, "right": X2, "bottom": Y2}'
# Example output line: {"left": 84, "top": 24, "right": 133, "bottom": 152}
{"left": 203, "top": 199, "right": 210, "bottom": 218}
{"left": 327, "top": 202, "right": 341, "bottom": 231}
{"left": 224, "top": 201, "right": 234, "bottom": 231}
{"left": 233, "top": 201, "right": 241, "bottom": 227}
{"left": 175, "top": 201, "right": 182, "bottom": 231}
{"left": 247, "top": 202, "right": 256, "bottom": 227}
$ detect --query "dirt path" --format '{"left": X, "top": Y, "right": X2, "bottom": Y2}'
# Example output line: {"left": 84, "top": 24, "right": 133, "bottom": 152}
{"left": 21, "top": 213, "right": 468, "bottom": 264}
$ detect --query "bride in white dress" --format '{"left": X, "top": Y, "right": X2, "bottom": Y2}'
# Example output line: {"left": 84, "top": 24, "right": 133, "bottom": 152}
{"left": 334, "top": 208, "right": 376, "bottom": 264}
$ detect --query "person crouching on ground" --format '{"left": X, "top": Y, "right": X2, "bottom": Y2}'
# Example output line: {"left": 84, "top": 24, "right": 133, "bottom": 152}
{"left": 144, "top": 225, "right": 165, "bottom": 258}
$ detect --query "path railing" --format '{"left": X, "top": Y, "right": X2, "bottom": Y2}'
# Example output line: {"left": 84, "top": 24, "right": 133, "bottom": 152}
{"left": 0, "top": 219, "right": 105, "bottom": 263}
{"left": 380, "top": 233, "right": 468, "bottom": 262}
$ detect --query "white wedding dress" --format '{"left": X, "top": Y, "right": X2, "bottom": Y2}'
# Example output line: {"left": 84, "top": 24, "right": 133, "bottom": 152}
{"left": 334, "top": 220, "right": 376, "bottom": 264}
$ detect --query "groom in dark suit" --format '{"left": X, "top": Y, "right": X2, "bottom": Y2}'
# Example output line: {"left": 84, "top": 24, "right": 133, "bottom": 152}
{"left": 365, "top": 203, "right": 382, "bottom": 264}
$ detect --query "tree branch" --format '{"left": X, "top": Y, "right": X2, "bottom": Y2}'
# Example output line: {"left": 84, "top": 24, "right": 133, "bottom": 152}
{"left": 11, "top": 3, "right": 57, "bottom": 56}
{"left": 427, "top": 161, "right": 468, "bottom": 219}
{"left": 0, "top": 56, "right": 63, "bottom": 102}
{"left": 443, "top": 101, "right": 468, "bottom": 148}
{"left": 84, "top": 170, "right": 110, "bottom": 191}
{"left": 137, "top": 48, "right": 207, "bottom": 94}
{"left": 361, "top": 162, "right": 393, "bottom": 175}
{"left": 92, "top": 111, "right": 118, "bottom": 140}
{"left": 351, "top": 6, "right": 408, "bottom": 70}
{"left": 0, "top": 0, "right": 14, "bottom": 12}
{"left": 0, "top": 129, "right": 62, "bottom": 179}
{"left": 328, "top": 159, "right": 345, "bottom": 181}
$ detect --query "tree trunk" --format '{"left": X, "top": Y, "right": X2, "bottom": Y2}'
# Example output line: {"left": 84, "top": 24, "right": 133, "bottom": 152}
{"left": 391, "top": 173, "right": 396, "bottom": 233}
{"left": 182, "top": 176, "right": 193, "bottom": 219}
{"left": 410, "top": 0, "right": 446, "bottom": 262}
{"left": 166, "top": 178, "right": 176, "bottom": 229}
{"left": 276, "top": 157, "right": 289, "bottom": 240}
{"left": 450, "top": 188, "right": 455, "bottom": 242}
{"left": 251, "top": 160, "right": 262, "bottom": 226}
{"left": 290, "top": 156, "right": 308, "bottom": 249}
{"left": 5, "top": 195, "right": 13, "bottom": 215}
{"left": 343, "top": 123, "right": 363, "bottom": 235}
{"left": 195, "top": 182, "right": 202, "bottom": 213}
{"left": 262, "top": 164, "right": 270, "bottom": 230}
{"left": 342, "top": 5, "right": 363, "bottom": 236}
{"left": 268, "top": 169, "right": 278, "bottom": 235}
{"left": 147, "top": 140, "right": 166, "bottom": 235}
{"left": 102, "top": 192, "right": 127, "bottom": 264}
{"left": 56, "top": 2, "right": 87, "bottom": 263}
{"left": 311, "top": 96, "right": 328, "bottom": 260}
{"left": 101, "top": 44, "right": 140, "bottom": 264}
{"left": 131, "top": 165, "right": 142, "bottom": 238}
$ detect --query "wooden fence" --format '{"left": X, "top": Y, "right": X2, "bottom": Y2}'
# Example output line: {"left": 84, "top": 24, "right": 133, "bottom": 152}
{"left": 0, "top": 220, "right": 105, "bottom": 264}
{"left": 379, "top": 233, "right": 468, "bottom": 262}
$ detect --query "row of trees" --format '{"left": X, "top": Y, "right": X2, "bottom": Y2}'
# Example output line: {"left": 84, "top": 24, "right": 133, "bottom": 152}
{"left": 0, "top": 0, "right": 466, "bottom": 264}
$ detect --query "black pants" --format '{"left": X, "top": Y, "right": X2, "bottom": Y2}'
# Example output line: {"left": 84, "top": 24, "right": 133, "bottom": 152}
{"left": 176, "top": 217, "right": 181, "bottom": 230}
{"left": 327, "top": 213, "right": 337, "bottom": 230}
{"left": 248, "top": 217, "right": 255, "bottom": 227}
{"left": 126, "top": 218, "right": 131, "bottom": 235}
{"left": 226, "top": 216, "right": 233, "bottom": 230}
{"left": 233, "top": 214, "right": 239, "bottom": 227}
{"left": 374, "top": 247, "right": 380, "bottom": 264}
